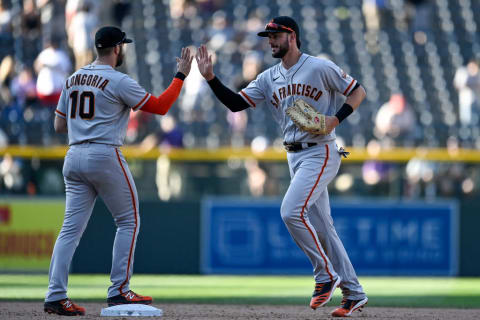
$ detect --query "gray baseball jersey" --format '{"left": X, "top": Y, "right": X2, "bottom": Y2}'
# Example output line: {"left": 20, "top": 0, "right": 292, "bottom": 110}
{"left": 240, "top": 54, "right": 357, "bottom": 143}
{"left": 240, "top": 54, "right": 366, "bottom": 300}
{"left": 55, "top": 64, "right": 151, "bottom": 146}
{"left": 46, "top": 63, "right": 151, "bottom": 302}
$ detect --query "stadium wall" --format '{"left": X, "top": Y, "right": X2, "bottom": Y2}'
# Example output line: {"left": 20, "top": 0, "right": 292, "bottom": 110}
{"left": 65, "top": 198, "right": 478, "bottom": 276}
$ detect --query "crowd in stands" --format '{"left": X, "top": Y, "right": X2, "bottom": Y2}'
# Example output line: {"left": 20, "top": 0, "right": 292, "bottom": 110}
{"left": 0, "top": 0, "right": 129, "bottom": 146}
{"left": 0, "top": 0, "right": 479, "bottom": 150}
{"left": 1, "top": 0, "right": 480, "bottom": 200}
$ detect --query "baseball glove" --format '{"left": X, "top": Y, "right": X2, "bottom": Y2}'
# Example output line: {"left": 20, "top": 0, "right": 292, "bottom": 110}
{"left": 286, "top": 99, "right": 327, "bottom": 135}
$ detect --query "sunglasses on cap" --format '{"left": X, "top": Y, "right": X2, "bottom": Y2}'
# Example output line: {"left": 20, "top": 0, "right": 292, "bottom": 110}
{"left": 265, "top": 22, "right": 295, "bottom": 33}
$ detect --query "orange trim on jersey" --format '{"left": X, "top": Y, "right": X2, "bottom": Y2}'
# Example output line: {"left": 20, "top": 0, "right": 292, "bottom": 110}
{"left": 55, "top": 109, "right": 66, "bottom": 117}
{"left": 343, "top": 79, "right": 355, "bottom": 96}
{"left": 300, "top": 144, "right": 334, "bottom": 281}
{"left": 115, "top": 148, "right": 138, "bottom": 295}
{"left": 140, "top": 78, "right": 184, "bottom": 115}
{"left": 240, "top": 91, "right": 256, "bottom": 107}
{"left": 133, "top": 93, "right": 150, "bottom": 110}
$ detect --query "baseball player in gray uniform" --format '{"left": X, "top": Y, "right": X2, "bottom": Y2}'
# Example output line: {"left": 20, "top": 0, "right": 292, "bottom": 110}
{"left": 196, "top": 16, "right": 368, "bottom": 317}
{"left": 44, "top": 26, "right": 193, "bottom": 316}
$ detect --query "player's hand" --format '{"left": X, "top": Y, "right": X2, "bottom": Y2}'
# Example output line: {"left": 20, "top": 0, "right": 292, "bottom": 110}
{"left": 176, "top": 47, "right": 194, "bottom": 77}
{"left": 325, "top": 116, "right": 340, "bottom": 134}
{"left": 195, "top": 44, "right": 215, "bottom": 81}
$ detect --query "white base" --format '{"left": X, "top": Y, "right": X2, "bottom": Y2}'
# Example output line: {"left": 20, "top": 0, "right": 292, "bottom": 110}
{"left": 100, "top": 304, "right": 163, "bottom": 317}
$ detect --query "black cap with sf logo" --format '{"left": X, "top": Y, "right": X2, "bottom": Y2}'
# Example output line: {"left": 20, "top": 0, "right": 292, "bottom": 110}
{"left": 94, "top": 26, "right": 133, "bottom": 49}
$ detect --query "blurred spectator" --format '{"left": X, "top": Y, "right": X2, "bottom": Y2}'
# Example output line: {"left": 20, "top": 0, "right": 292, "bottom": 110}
{"left": 362, "top": 0, "right": 389, "bottom": 32}
{"left": 404, "top": 157, "right": 436, "bottom": 199}
{"left": 244, "top": 158, "right": 266, "bottom": 197}
{"left": 139, "top": 115, "right": 184, "bottom": 201}
{"left": 0, "top": 154, "right": 23, "bottom": 193}
{"left": 453, "top": 59, "right": 480, "bottom": 127}
{"left": 34, "top": 37, "right": 71, "bottom": 144}
{"left": 362, "top": 160, "right": 393, "bottom": 187}
{"left": 67, "top": 1, "right": 98, "bottom": 69}
{"left": 0, "top": 1, "right": 11, "bottom": 34}
{"left": 111, "top": 0, "right": 131, "bottom": 26}
{"left": 125, "top": 109, "right": 154, "bottom": 144}
{"left": 405, "top": 0, "right": 432, "bottom": 34}
{"left": 37, "top": 0, "right": 67, "bottom": 49}
{"left": 227, "top": 52, "right": 264, "bottom": 147}
{"left": 0, "top": 0, "right": 13, "bottom": 60}
{"left": 374, "top": 93, "right": 417, "bottom": 147}
{"left": 21, "top": 0, "right": 42, "bottom": 67}
{"left": 10, "top": 66, "right": 36, "bottom": 107}
{"left": 34, "top": 37, "right": 71, "bottom": 106}
{"left": 0, "top": 55, "right": 14, "bottom": 104}
{"left": 207, "top": 10, "right": 234, "bottom": 50}
{"left": 65, "top": 0, "right": 98, "bottom": 30}
{"left": 140, "top": 115, "right": 184, "bottom": 151}
{"left": 21, "top": 0, "right": 41, "bottom": 36}
{"left": 10, "top": 66, "right": 39, "bottom": 144}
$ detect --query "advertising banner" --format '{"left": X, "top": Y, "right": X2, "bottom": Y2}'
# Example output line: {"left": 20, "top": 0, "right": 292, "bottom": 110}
{"left": 0, "top": 199, "right": 65, "bottom": 271}
{"left": 201, "top": 198, "right": 458, "bottom": 276}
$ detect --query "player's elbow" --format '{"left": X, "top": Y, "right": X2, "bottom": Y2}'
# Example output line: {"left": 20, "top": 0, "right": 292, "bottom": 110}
{"left": 352, "top": 85, "right": 367, "bottom": 105}
{"left": 54, "top": 116, "right": 68, "bottom": 133}
{"left": 357, "top": 85, "right": 367, "bottom": 100}
{"left": 54, "top": 125, "right": 67, "bottom": 133}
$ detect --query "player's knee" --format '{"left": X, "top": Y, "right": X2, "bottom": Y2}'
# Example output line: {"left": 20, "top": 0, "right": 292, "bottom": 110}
{"left": 280, "top": 201, "right": 296, "bottom": 225}
{"left": 114, "top": 211, "right": 139, "bottom": 228}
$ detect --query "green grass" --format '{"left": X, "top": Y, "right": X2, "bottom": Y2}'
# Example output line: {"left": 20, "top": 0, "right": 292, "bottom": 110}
{"left": 1, "top": 274, "right": 479, "bottom": 308}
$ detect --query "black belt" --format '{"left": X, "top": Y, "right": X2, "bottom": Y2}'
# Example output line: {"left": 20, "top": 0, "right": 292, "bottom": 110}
{"left": 70, "top": 141, "right": 117, "bottom": 147}
{"left": 283, "top": 142, "right": 318, "bottom": 152}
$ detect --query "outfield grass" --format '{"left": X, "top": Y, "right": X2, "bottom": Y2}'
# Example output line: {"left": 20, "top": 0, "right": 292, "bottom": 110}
{"left": 1, "top": 274, "right": 479, "bottom": 308}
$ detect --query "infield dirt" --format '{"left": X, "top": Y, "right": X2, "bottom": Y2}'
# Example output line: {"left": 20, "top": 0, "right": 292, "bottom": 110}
{"left": 0, "top": 301, "right": 480, "bottom": 320}
{"left": 1, "top": 302, "right": 480, "bottom": 319}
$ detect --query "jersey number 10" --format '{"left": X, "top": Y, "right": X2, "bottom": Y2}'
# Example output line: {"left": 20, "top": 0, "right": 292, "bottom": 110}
{"left": 69, "top": 90, "right": 95, "bottom": 119}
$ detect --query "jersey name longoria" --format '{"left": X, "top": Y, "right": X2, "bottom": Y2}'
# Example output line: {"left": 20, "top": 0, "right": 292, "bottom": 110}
{"left": 271, "top": 83, "right": 323, "bottom": 108}
{"left": 65, "top": 73, "right": 110, "bottom": 91}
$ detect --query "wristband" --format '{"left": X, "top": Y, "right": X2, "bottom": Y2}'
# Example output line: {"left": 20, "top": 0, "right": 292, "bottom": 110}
{"left": 335, "top": 103, "right": 353, "bottom": 123}
{"left": 175, "top": 72, "right": 186, "bottom": 81}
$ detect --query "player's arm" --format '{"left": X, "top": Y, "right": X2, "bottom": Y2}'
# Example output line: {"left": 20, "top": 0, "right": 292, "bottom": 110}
{"left": 54, "top": 115, "right": 68, "bottom": 133}
{"left": 54, "top": 89, "right": 68, "bottom": 133}
{"left": 140, "top": 73, "right": 186, "bottom": 115}
{"left": 140, "top": 47, "right": 193, "bottom": 115}
{"left": 195, "top": 45, "right": 250, "bottom": 112}
{"left": 325, "top": 84, "right": 366, "bottom": 133}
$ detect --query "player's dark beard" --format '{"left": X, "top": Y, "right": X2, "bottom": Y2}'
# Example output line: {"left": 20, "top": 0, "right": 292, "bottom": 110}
{"left": 116, "top": 46, "right": 124, "bottom": 67}
{"left": 272, "top": 38, "right": 289, "bottom": 58}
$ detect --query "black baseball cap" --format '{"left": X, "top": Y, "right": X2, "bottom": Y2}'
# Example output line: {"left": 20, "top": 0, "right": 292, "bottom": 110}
{"left": 257, "top": 16, "right": 300, "bottom": 38}
{"left": 95, "top": 26, "right": 132, "bottom": 49}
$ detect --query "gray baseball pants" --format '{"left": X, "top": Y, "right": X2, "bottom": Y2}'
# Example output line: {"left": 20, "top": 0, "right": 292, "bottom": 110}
{"left": 45, "top": 142, "right": 139, "bottom": 301}
{"left": 281, "top": 140, "right": 366, "bottom": 300}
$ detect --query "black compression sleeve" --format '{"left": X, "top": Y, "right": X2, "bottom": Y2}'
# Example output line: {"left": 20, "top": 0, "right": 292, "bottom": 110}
{"left": 207, "top": 76, "right": 250, "bottom": 112}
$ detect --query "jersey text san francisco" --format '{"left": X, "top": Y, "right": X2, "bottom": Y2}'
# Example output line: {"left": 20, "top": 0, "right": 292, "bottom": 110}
{"left": 270, "top": 83, "right": 322, "bottom": 108}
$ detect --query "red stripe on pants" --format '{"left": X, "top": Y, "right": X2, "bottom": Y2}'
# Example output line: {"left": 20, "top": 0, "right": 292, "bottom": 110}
{"left": 299, "top": 144, "right": 333, "bottom": 281}
{"left": 115, "top": 148, "right": 138, "bottom": 294}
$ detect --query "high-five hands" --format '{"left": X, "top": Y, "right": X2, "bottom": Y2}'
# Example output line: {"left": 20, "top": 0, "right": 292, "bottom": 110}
{"left": 177, "top": 47, "right": 194, "bottom": 77}
{"left": 195, "top": 45, "right": 215, "bottom": 81}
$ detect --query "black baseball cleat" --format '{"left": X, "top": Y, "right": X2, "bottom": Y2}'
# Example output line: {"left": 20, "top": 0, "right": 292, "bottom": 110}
{"left": 107, "top": 290, "right": 153, "bottom": 307}
{"left": 331, "top": 297, "right": 368, "bottom": 317}
{"left": 44, "top": 298, "right": 85, "bottom": 316}
{"left": 310, "top": 276, "right": 341, "bottom": 310}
